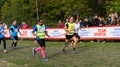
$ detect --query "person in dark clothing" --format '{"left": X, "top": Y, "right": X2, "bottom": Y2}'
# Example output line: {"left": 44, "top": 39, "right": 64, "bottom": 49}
{"left": 9, "top": 20, "right": 22, "bottom": 49}
{"left": 114, "top": 13, "right": 119, "bottom": 25}
{"left": 92, "top": 15, "right": 100, "bottom": 26}
{"left": 79, "top": 19, "right": 84, "bottom": 28}
{"left": 0, "top": 22, "right": 7, "bottom": 53}
{"left": 84, "top": 18, "right": 92, "bottom": 27}
{"left": 98, "top": 17, "right": 105, "bottom": 27}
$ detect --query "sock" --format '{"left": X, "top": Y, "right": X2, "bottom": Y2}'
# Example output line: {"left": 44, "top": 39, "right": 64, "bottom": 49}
{"left": 41, "top": 49, "right": 46, "bottom": 59}
{"left": 3, "top": 39, "right": 6, "bottom": 49}
{"left": 64, "top": 42, "right": 68, "bottom": 47}
{"left": 35, "top": 47, "right": 42, "bottom": 51}
{"left": 14, "top": 42, "right": 17, "bottom": 47}
{"left": 73, "top": 48, "right": 76, "bottom": 51}
{"left": 11, "top": 42, "right": 14, "bottom": 47}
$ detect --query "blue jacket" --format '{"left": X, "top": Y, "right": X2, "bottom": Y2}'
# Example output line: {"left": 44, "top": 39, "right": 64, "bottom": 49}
{"left": 0, "top": 27, "right": 5, "bottom": 38}
{"left": 9, "top": 25, "right": 19, "bottom": 36}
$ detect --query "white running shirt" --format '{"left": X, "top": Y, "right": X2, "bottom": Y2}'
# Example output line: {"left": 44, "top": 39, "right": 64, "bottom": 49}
{"left": 74, "top": 22, "right": 80, "bottom": 33}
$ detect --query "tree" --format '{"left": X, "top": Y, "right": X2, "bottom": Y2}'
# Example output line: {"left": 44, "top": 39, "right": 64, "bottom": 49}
{"left": 0, "top": 0, "right": 120, "bottom": 27}
{"left": 1, "top": 0, "right": 34, "bottom": 26}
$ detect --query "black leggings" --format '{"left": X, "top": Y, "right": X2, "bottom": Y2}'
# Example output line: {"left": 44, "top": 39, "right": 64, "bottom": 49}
{"left": 37, "top": 39, "right": 45, "bottom": 47}
{"left": 0, "top": 38, "right": 6, "bottom": 49}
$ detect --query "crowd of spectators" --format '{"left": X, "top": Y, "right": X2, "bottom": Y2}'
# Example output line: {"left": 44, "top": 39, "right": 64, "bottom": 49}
{"left": 0, "top": 21, "right": 29, "bottom": 29}
{"left": 86, "top": 13, "right": 120, "bottom": 27}
{"left": 1, "top": 12, "right": 120, "bottom": 29}
{"left": 79, "top": 13, "right": 120, "bottom": 28}
{"left": 58, "top": 12, "right": 120, "bottom": 28}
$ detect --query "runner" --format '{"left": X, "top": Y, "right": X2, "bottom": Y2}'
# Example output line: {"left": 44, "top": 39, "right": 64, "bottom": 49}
{"left": 32, "top": 19, "right": 49, "bottom": 62}
{"left": 9, "top": 20, "right": 22, "bottom": 49}
{"left": 0, "top": 23, "right": 7, "bottom": 53}
{"left": 70, "top": 19, "right": 80, "bottom": 49}
{"left": 62, "top": 16, "right": 78, "bottom": 53}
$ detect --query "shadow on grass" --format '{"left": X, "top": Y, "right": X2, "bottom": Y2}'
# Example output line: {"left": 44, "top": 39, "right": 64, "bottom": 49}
{"left": 7, "top": 46, "right": 31, "bottom": 53}
{"left": 47, "top": 51, "right": 63, "bottom": 59}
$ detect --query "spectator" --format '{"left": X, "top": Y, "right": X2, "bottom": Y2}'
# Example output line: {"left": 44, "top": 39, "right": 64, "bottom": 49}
{"left": 92, "top": 15, "right": 99, "bottom": 26}
{"left": 57, "top": 20, "right": 64, "bottom": 28}
{"left": 117, "top": 17, "right": 120, "bottom": 26}
{"left": 98, "top": 17, "right": 105, "bottom": 27}
{"left": 111, "top": 14, "right": 115, "bottom": 25}
{"left": 114, "top": 12, "right": 119, "bottom": 25}
{"left": 79, "top": 19, "right": 84, "bottom": 28}
{"left": 3, "top": 23, "right": 8, "bottom": 29}
{"left": 21, "top": 22, "right": 28, "bottom": 29}
{"left": 65, "top": 18, "right": 69, "bottom": 26}
{"left": 76, "top": 15, "right": 80, "bottom": 20}
{"left": 84, "top": 18, "right": 92, "bottom": 27}
{"left": 107, "top": 14, "right": 112, "bottom": 26}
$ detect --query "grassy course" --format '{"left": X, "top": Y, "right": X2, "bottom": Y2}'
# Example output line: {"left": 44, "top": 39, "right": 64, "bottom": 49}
{"left": 0, "top": 40, "right": 120, "bottom": 67}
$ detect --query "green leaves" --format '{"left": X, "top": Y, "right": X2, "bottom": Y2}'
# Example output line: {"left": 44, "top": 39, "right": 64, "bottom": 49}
{"left": 0, "top": 0, "right": 32, "bottom": 26}
{"left": 0, "top": 0, "right": 119, "bottom": 27}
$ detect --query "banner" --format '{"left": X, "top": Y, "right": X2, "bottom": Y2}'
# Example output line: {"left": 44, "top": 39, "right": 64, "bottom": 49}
{"left": 4, "top": 27, "right": 120, "bottom": 40}
{"left": 78, "top": 27, "right": 120, "bottom": 40}
{"left": 46, "top": 28, "right": 65, "bottom": 39}
{"left": 5, "top": 29, "right": 36, "bottom": 38}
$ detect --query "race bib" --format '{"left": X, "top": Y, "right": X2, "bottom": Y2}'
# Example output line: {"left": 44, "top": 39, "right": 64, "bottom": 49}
{"left": 40, "top": 26, "right": 45, "bottom": 32}
{"left": 15, "top": 29, "right": 18, "bottom": 32}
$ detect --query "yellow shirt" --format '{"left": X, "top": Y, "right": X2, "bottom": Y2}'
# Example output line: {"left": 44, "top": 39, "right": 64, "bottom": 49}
{"left": 66, "top": 22, "right": 75, "bottom": 35}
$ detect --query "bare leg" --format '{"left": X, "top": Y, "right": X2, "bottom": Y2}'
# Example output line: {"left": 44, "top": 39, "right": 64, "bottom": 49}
{"left": 62, "top": 39, "right": 69, "bottom": 52}
{"left": 72, "top": 36, "right": 78, "bottom": 51}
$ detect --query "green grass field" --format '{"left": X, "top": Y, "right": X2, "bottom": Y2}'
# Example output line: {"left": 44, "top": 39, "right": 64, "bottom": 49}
{"left": 0, "top": 40, "right": 120, "bottom": 67}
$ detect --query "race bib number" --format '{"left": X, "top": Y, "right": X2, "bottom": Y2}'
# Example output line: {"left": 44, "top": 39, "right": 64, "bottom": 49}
{"left": 70, "top": 31, "right": 74, "bottom": 34}
{"left": 15, "top": 29, "right": 18, "bottom": 32}
{"left": 40, "top": 27, "right": 45, "bottom": 32}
